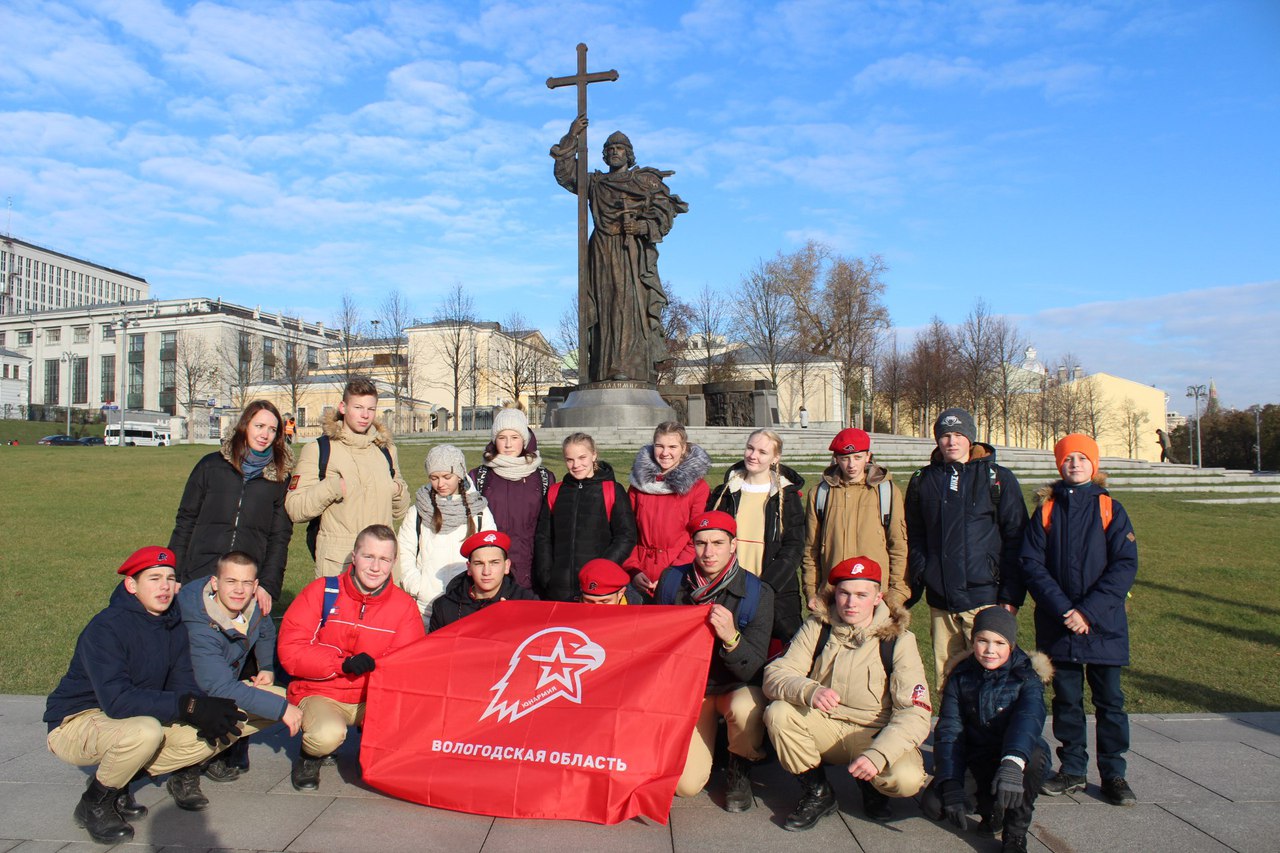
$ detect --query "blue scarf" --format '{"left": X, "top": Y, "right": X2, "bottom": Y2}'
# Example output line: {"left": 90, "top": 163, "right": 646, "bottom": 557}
{"left": 242, "top": 447, "right": 272, "bottom": 482}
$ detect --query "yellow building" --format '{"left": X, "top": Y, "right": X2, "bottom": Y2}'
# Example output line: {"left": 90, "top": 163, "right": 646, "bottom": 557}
{"left": 1064, "top": 371, "right": 1168, "bottom": 462}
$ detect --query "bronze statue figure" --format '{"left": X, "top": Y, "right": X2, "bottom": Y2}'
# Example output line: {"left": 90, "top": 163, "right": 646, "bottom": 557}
{"left": 551, "top": 115, "right": 687, "bottom": 385}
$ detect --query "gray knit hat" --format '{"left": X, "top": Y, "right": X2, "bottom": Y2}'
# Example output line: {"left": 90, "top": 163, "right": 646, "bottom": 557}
{"left": 973, "top": 606, "right": 1018, "bottom": 647}
{"left": 491, "top": 407, "right": 531, "bottom": 446}
{"left": 933, "top": 407, "right": 977, "bottom": 444}
{"left": 425, "top": 444, "right": 467, "bottom": 479}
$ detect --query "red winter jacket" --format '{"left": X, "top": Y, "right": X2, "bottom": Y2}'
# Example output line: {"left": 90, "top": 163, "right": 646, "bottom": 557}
{"left": 623, "top": 445, "right": 712, "bottom": 584}
{"left": 278, "top": 571, "right": 425, "bottom": 705}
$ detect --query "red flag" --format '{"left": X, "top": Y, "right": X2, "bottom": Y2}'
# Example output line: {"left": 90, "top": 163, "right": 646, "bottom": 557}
{"left": 361, "top": 600, "right": 714, "bottom": 824}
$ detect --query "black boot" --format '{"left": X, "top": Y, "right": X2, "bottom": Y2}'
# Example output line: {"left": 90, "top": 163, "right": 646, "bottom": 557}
{"left": 166, "top": 765, "right": 210, "bottom": 811}
{"left": 114, "top": 772, "right": 148, "bottom": 820}
{"left": 291, "top": 750, "right": 324, "bottom": 791}
{"left": 1002, "top": 832, "right": 1029, "bottom": 853}
{"left": 784, "top": 767, "right": 837, "bottom": 831}
{"left": 722, "top": 753, "right": 754, "bottom": 813}
{"left": 73, "top": 776, "right": 134, "bottom": 844}
{"left": 859, "top": 778, "right": 893, "bottom": 821}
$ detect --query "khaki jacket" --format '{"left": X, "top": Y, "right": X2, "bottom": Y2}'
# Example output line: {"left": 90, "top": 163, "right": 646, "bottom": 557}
{"left": 801, "top": 464, "right": 909, "bottom": 610}
{"left": 763, "top": 601, "right": 930, "bottom": 772}
{"left": 285, "top": 417, "right": 410, "bottom": 576}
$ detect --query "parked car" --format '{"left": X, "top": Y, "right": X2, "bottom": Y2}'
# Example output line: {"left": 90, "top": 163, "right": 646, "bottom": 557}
{"left": 37, "top": 435, "right": 80, "bottom": 446}
{"left": 78, "top": 436, "right": 105, "bottom": 446}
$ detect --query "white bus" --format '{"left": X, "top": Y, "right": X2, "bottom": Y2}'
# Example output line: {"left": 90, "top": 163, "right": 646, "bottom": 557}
{"left": 104, "top": 423, "right": 172, "bottom": 447}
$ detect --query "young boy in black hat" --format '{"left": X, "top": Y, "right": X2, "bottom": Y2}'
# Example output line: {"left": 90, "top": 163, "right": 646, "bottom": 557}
{"left": 45, "top": 546, "right": 246, "bottom": 843}
{"left": 930, "top": 606, "right": 1051, "bottom": 853}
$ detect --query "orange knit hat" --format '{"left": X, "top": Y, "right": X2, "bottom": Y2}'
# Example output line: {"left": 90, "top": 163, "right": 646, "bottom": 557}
{"left": 1054, "top": 433, "right": 1099, "bottom": 473}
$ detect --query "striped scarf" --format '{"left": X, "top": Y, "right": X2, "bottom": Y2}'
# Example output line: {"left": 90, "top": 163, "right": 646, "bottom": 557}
{"left": 689, "top": 559, "right": 741, "bottom": 605}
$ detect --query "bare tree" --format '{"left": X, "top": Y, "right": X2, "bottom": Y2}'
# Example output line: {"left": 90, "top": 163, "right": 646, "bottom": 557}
{"left": 958, "top": 300, "right": 1001, "bottom": 440}
{"left": 733, "top": 259, "right": 797, "bottom": 388}
{"left": 431, "top": 282, "right": 476, "bottom": 429}
{"left": 904, "top": 318, "right": 960, "bottom": 437}
{"left": 331, "top": 292, "right": 365, "bottom": 386}
{"left": 656, "top": 292, "right": 695, "bottom": 386}
{"left": 174, "top": 331, "right": 217, "bottom": 443}
{"left": 492, "top": 314, "right": 557, "bottom": 411}
{"left": 988, "top": 316, "right": 1030, "bottom": 445}
{"left": 1119, "top": 397, "right": 1149, "bottom": 458}
{"left": 276, "top": 317, "right": 313, "bottom": 426}
{"left": 776, "top": 242, "right": 889, "bottom": 426}
{"left": 217, "top": 321, "right": 264, "bottom": 413}
{"left": 377, "top": 289, "right": 416, "bottom": 431}
{"left": 556, "top": 296, "right": 579, "bottom": 382}
{"left": 876, "top": 331, "right": 909, "bottom": 435}
{"left": 689, "top": 283, "right": 738, "bottom": 384}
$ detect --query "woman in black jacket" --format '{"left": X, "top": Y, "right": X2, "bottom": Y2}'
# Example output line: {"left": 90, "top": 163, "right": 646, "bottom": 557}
{"left": 169, "top": 400, "right": 293, "bottom": 614}
{"left": 533, "top": 432, "right": 636, "bottom": 602}
{"left": 707, "top": 428, "right": 806, "bottom": 643}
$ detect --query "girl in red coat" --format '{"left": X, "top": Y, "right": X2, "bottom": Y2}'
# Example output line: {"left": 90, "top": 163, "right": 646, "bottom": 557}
{"left": 624, "top": 422, "right": 712, "bottom": 593}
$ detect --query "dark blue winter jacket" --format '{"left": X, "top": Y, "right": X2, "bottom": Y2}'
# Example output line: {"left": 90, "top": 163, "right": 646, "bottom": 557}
{"left": 905, "top": 443, "right": 1029, "bottom": 611}
{"left": 45, "top": 582, "right": 201, "bottom": 731}
{"left": 933, "top": 647, "right": 1051, "bottom": 782}
{"left": 178, "top": 577, "right": 287, "bottom": 722}
{"left": 1020, "top": 478, "right": 1137, "bottom": 666}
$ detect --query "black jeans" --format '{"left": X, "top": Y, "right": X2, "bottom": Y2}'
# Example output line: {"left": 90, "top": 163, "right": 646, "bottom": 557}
{"left": 1051, "top": 662, "right": 1129, "bottom": 779}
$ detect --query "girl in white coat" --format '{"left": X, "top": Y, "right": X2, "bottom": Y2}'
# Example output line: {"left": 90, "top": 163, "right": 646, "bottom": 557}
{"left": 397, "top": 444, "right": 495, "bottom": 622}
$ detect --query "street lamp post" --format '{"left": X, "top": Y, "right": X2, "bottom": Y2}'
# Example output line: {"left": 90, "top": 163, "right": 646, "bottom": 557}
{"left": 1186, "top": 384, "right": 1206, "bottom": 468}
{"left": 116, "top": 314, "right": 138, "bottom": 448}
{"left": 61, "top": 350, "right": 74, "bottom": 436}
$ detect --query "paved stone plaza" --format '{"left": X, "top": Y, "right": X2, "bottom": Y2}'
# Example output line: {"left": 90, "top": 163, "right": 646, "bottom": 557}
{"left": 2, "top": 695, "right": 1277, "bottom": 852}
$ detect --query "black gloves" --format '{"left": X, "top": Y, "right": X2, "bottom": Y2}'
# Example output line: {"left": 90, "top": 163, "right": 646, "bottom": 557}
{"left": 938, "top": 779, "right": 967, "bottom": 829}
{"left": 178, "top": 694, "right": 247, "bottom": 747}
{"left": 342, "top": 653, "right": 376, "bottom": 676}
{"left": 993, "top": 759, "right": 1025, "bottom": 810}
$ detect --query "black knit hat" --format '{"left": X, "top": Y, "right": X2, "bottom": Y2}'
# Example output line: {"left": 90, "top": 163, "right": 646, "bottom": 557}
{"left": 934, "top": 407, "right": 977, "bottom": 444}
{"left": 973, "top": 606, "right": 1018, "bottom": 647}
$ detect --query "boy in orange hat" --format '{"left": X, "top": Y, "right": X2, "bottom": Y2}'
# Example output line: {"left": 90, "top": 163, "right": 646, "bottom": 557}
{"left": 1020, "top": 434, "right": 1138, "bottom": 806}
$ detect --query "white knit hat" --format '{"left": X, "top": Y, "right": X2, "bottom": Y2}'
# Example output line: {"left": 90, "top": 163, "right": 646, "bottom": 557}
{"left": 425, "top": 444, "right": 467, "bottom": 479}
{"left": 491, "top": 407, "right": 530, "bottom": 446}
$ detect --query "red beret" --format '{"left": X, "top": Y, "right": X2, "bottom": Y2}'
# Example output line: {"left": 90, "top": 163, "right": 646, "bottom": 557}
{"left": 829, "top": 428, "right": 870, "bottom": 455}
{"left": 460, "top": 530, "right": 511, "bottom": 559}
{"left": 828, "top": 556, "right": 882, "bottom": 586}
{"left": 118, "top": 546, "right": 177, "bottom": 577}
{"left": 578, "top": 559, "right": 630, "bottom": 596}
{"left": 687, "top": 510, "right": 737, "bottom": 538}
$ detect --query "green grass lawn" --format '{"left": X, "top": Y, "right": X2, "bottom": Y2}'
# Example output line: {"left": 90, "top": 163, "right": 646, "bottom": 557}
{"left": 1, "top": 418, "right": 105, "bottom": 443}
{"left": 2, "top": 433, "right": 1277, "bottom": 712}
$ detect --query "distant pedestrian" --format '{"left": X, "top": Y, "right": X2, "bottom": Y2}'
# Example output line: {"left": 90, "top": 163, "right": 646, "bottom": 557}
{"left": 1155, "top": 428, "right": 1174, "bottom": 463}
{"left": 284, "top": 417, "right": 296, "bottom": 445}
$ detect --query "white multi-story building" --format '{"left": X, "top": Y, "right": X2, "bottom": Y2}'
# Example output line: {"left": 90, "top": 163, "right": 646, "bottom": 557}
{"left": 0, "top": 296, "right": 339, "bottom": 437}
{"left": 0, "top": 235, "right": 149, "bottom": 315}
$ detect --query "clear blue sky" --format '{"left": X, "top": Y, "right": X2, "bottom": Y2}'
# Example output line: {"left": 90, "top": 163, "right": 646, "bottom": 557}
{"left": 2, "top": 0, "right": 1277, "bottom": 409}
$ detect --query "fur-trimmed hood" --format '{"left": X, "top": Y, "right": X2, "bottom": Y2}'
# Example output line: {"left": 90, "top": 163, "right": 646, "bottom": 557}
{"left": 630, "top": 443, "right": 712, "bottom": 495}
{"left": 941, "top": 646, "right": 1054, "bottom": 686}
{"left": 219, "top": 437, "right": 292, "bottom": 482}
{"left": 812, "top": 598, "right": 912, "bottom": 641}
{"left": 928, "top": 440, "right": 997, "bottom": 466}
{"left": 821, "top": 461, "right": 893, "bottom": 488}
{"left": 1033, "top": 472, "right": 1109, "bottom": 506}
{"left": 324, "top": 413, "right": 394, "bottom": 448}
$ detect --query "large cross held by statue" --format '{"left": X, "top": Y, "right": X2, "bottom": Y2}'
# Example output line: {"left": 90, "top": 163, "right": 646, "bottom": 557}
{"left": 547, "top": 43, "right": 617, "bottom": 381}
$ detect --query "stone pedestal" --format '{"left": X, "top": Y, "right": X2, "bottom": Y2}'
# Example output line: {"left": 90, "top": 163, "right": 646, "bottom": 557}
{"left": 751, "top": 389, "right": 780, "bottom": 426}
{"left": 552, "top": 381, "right": 676, "bottom": 428}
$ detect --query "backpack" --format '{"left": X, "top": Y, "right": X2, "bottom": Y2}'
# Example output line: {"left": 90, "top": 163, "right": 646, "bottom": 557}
{"left": 807, "top": 622, "right": 898, "bottom": 681}
{"left": 546, "top": 480, "right": 615, "bottom": 520}
{"left": 655, "top": 566, "right": 762, "bottom": 631}
{"left": 1040, "top": 494, "right": 1113, "bottom": 531}
{"left": 319, "top": 578, "right": 341, "bottom": 627}
{"left": 813, "top": 479, "right": 894, "bottom": 533}
{"left": 305, "top": 435, "right": 396, "bottom": 560}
